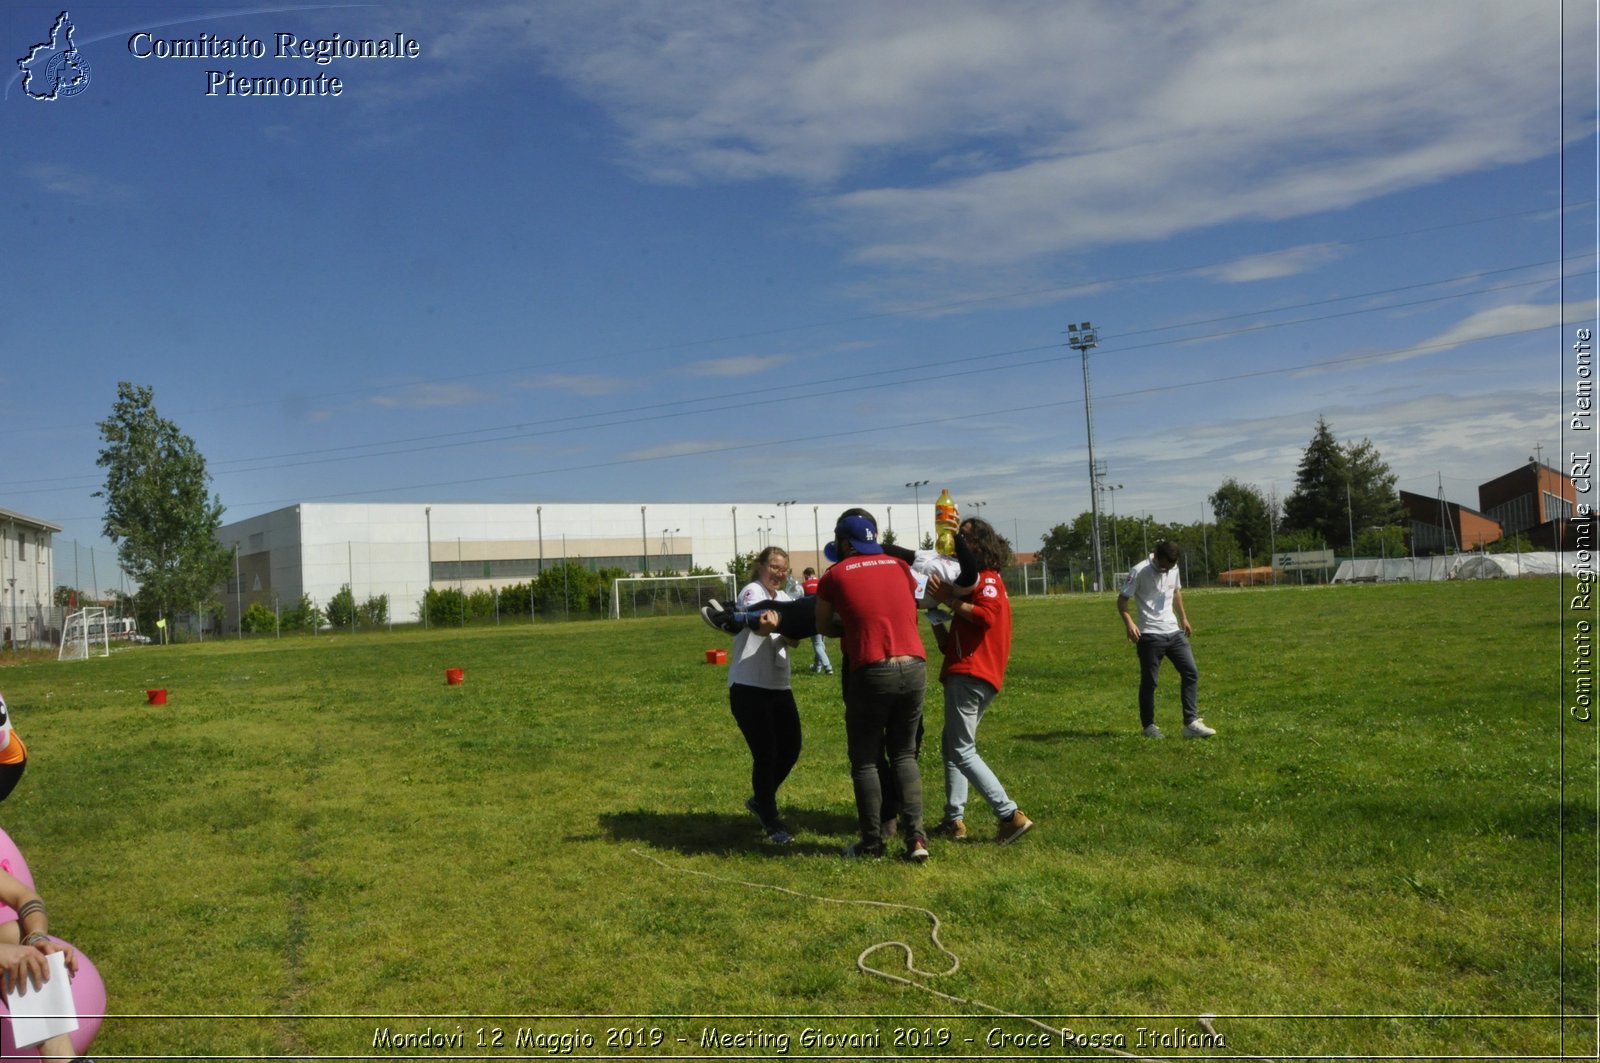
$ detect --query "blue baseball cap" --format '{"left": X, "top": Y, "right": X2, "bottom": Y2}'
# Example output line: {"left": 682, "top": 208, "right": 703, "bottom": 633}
{"left": 824, "top": 512, "right": 883, "bottom": 562}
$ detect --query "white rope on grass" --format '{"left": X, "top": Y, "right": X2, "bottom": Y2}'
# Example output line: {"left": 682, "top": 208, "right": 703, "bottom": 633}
{"left": 628, "top": 848, "right": 1275, "bottom": 1063}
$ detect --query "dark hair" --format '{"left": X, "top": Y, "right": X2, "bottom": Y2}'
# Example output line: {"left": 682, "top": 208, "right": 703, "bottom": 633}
{"left": 958, "top": 518, "right": 1011, "bottom": 571}
{"left": 802, "top": 567, "right": 816, "bottom": 577}
{"left": 1154, "top": 540, "right": 1181, "bottom": 565}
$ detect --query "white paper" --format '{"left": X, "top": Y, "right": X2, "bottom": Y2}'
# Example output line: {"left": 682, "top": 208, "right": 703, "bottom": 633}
{"left": 5, "top": 950, "right": 78, "bottom": 1048}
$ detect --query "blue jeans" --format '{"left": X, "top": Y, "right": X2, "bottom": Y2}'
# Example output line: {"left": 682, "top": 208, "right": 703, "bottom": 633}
{"left": 810, "top": 633, "right": 832, "bottom": 673}
{"left": 1135, "top": 631, "right": 1198, "bottom": 727}
{"left": 941, "top": 673, "right": 1016, "bottom": 823}
{"left": 843, "top": 659, "right": 926, "bottom": 846}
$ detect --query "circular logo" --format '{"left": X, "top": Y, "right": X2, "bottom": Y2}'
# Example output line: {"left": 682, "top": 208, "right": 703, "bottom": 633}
{"left": 46, "top": 50, "right": 91, "bottom": 97}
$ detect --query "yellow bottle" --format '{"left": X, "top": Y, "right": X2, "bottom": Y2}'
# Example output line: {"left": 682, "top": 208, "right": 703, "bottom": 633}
{"left": 934, "top": 487, "right": 959, "bottom": 555}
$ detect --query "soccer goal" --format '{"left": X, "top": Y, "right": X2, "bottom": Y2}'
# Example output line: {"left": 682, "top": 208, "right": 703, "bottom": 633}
{"left": 610, "top": 574, "right": 736, "bottom": 620}
{"left": 59, "top": 607, "right": 111, "bottom": 661}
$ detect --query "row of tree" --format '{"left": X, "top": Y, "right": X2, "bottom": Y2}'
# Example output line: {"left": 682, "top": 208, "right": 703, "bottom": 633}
{"left": 1038, "top": 418, "right": 1416, "bottom": 583}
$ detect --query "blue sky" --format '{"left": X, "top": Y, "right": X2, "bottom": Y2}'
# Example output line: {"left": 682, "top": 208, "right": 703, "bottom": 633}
{"left": 3, "top": 0, "right": 1596, "bottom": 560}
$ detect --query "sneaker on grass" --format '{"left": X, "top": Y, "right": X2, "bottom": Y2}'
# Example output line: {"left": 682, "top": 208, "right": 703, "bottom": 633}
{"left": 1183, "top": 718, "right": 1217, "bottom": 739}
{"left": 930, "top": 818, "right": 967, "bottom": 840}
{"left": 996, "top": 810, "right": 1034, "bottom": 846}
{"left": 908, "top": 836, "right": 930, "bottom": 863}
{"left": 1143, "top": 724, "right": 1166, "bottom": 739}
{"left": 744, "top": 796, "right": 792, "bottom": 844}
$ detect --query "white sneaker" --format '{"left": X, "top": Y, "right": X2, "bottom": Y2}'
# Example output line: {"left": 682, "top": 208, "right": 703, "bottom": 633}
{"left": 1143, "top": 724, "right": 1166, "bottom": 739}
{"left": 1183, "top": 719, "right": 1217, "bottom": 739}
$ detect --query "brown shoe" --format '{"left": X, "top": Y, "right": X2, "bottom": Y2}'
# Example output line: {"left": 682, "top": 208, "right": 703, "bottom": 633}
{"left": 997, "top": 810, "right": 1034, "bottom": 845}
{"left": 930, "top": 818, "right": 967, "bottom": 840}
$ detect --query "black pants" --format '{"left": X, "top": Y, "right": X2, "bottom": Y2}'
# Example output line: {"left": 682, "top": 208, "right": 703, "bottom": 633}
{"left": 729, "top": 684, "right": 802, "bottom": 820}
{"left": 843, "top": 659, "right": 926, "bottom": 846}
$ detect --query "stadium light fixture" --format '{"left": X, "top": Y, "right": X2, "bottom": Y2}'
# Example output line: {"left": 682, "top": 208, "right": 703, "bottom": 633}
{"left": 776, "top": 500, "right": 797, "bottom": 549}
{"left": 1066, "top": 321, "right": 1104, "bottom": 590}
{"left": 905, "top": 480, "right": 930, "bottom": 543}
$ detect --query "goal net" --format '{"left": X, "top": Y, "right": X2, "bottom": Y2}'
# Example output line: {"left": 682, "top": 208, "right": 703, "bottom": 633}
{"left": 610, "top": 574, "right": 736, "bottom": 620}
{"left": 59, "top": 607, "right": 111, "bottom": 662}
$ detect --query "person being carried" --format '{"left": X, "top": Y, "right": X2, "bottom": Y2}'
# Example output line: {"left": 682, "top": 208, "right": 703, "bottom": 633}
{"left": 701, "top": 531, "right": 982, "bottom": 639}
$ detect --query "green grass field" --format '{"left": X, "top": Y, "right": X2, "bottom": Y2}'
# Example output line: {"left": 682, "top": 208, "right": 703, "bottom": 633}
{"left": 0, "top": 578, "right": 1589, "bottom": 1059}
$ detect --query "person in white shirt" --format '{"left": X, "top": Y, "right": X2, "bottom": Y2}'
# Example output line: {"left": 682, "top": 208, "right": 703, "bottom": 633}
{"left": 726, "top": 547, "right": 802, "bottom": 844}
{"left": 1116, "top": 540, "right": 1216, "bottom": 739}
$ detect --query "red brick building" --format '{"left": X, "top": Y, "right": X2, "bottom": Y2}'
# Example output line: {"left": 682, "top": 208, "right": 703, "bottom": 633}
{"left": 1400, "top": 491, "right": 1503, "bottom": 553}
{"left": 1478, "top": 461, "right": 1579, "bottom": 550}
{"left": 1400, "top": 461, "right": 1581, "bottom": 555}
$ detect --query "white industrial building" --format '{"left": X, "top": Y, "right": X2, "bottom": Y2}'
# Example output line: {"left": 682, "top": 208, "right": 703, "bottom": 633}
{"left": 214, "top": 499, "right": 915, "bottom": 630}
{"left": 0, "top": 507, "right": 62, "bottom": 647}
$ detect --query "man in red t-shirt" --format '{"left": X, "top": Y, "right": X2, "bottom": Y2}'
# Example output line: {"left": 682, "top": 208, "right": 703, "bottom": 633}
{"left": 815, "top": 510, "right": 929, "bottom": 861}
{"left": 925, "top": 518, "right": 1033, "bottom": 845}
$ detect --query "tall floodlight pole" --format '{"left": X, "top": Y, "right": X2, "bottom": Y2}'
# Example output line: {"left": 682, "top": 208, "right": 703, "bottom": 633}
{"left": 731, "top": 506, "right": 738, "bottom": 562}
{"left": 776, "top": 500, "right": 797, "bottom": 549}
{"left": 812, "top": 506, "right": 821, "bottom": 567}
{"left": 640, "top": 506, "right": 648, "bottom": 574}
{"left": 1067, "top": 322, "right": 1104, "bottom": 591}
{"left": 905, "top": 480, "right": 930, "bottom": 546}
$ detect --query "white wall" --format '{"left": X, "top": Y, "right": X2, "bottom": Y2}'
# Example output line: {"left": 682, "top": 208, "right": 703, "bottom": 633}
{"left": 218, "top": 499, "right": 907, "bottom": 629}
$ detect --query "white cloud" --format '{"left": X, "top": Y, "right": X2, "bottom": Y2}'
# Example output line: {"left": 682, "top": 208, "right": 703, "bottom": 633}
{"left": 623, "top": 439, "right": 720, "bottom": 461}
{"left": 1416, "top": 300, "right": 1600, "bottom": 356}
{"left": 684, "top": 354, "right": 792, "bottom": 377}
{"left": 494, "top": 1, "right": 1562, "bottom": 274}
{"left": 1200, "top": 244, "right": 1349, "bottom": 284}
{"left": 25, "top": 164, "right": 132, "bottom": 204}
{"left": 524, "top": 374, "right": 630, "bottom": 397}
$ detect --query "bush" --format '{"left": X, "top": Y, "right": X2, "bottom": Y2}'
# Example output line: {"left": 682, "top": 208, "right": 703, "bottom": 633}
{"left": 466, "top": 588, "right": 497, "bottom": 620}
{"left": 498, "top": 582, "right": 532, "bottom": 617}
{"left": 326, "top": 584, "right": 358, "bottom": 628}
{"left": 240, "top": 602, "right": 277, "bottom": 634}
{"left": 359, "top": 593, "right": 389, "bottom": 626}
{"left": 419, "top": 587, "right": 466, "bottom": 627}
{"left": 280, "top": 594, "right": 323, "bottom": 632}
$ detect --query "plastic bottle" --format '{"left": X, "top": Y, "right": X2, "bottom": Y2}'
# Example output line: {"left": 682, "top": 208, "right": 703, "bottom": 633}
{"left": 934, "top": 487, "right": 959, "bottom": 555}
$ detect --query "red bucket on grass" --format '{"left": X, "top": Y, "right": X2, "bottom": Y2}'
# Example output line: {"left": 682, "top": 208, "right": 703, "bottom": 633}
{"left": 146, "top": 689, "right": 167, "bottom": 705}
{"left": 445, "top": 668, "right": 464, "bottom": 685}
{"left": 705, "top": 649, "right": 727, "bottom": 665}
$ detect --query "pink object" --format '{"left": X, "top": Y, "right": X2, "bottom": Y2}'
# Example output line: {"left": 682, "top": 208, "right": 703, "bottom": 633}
{"left": 0, "top": 832, "right": 104, "bottom": 1055}
{"left": 0, "top": 937, "right": 104, "bottom": 1056}
{"left": 0, "top": 826, "right": 34, "bottom": 923}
